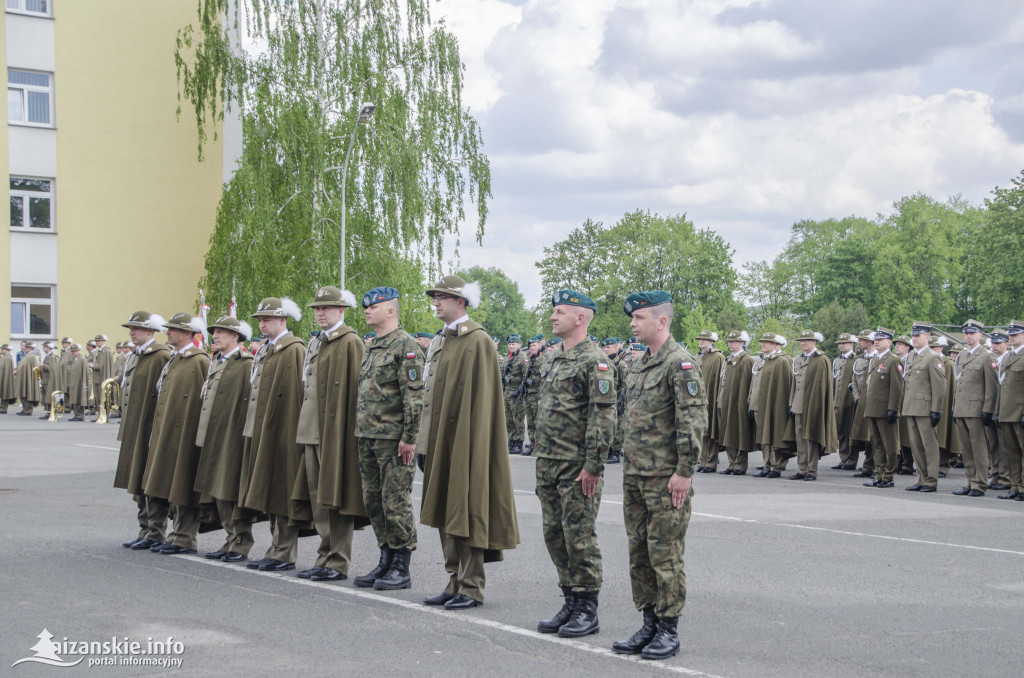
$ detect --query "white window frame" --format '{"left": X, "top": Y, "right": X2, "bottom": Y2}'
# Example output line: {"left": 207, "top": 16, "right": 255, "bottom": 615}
{"left": 8, "top": 69, "right": 54, "bottom": 128}
{"left": 10, "top": 176, "right": 55, "bottom": 232}
{"left": 10, "top": 284, "right": 55, "bottom": 340}
{"left": 5, "top": 0, "right": 53, "bottom": 18}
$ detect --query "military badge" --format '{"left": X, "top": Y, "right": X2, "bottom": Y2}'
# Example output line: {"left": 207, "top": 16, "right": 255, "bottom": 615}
{"left": 598, "top": 379, "right": 610, "bottom": 395}
{"left": 408, "top": 369, "right": 418, "bottom": 381}
{"left": 686, "top": 381, "right": 698, "bottom": 396}
{"left": 896, "top": 364, "right": 903, "bottom": 373}
{"left": 935, "top": 362, "right": 943, "bottom": 370}
{"left": 405, "top": 352, "right": 417, "bottom": 360}
{"left": 681, "top": 361, "right": 694, "bottom": 370}
{"left": 991, "top": 361, "right": 998, "bottom": 369}
{"left": 597, "top": 362, "right": 608, "bottom": 371}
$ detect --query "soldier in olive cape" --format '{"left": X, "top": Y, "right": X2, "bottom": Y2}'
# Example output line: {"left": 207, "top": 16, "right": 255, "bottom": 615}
{"left": 788, "top": 331, "right": 837, "bottom": 481}
{"left": 240, "top": 297, "right": 309, "bottom": 572}
{"left": 534, "top": 290, "right": 615, "bottom": 639}
{"left": 353, "top": 286, "right": 424, "bottom": 590}
{"left": 143, "top": 313, "right": 211, "bottom": 555}
{"left": 747, "top": 347, "right": 766, "bottom": 469}
{"left": 38, "top": 341, "right": 58, "bottom": 418}
{"left": 65, "top": 344, "right": 91, "bottom": 421}
{"left": 694, "top": 330, "right": 723, "bottom": 473}
{"left": 14, "top": 341, "right": 41, "bottom": 415}
{"left": 194, "top": 316, "right": 256, "bottom": 563}
{"left": 521, "top": 334, "right": 546, "bottom": 456}
{"left": 418, "top": 275, "right": 520, "bottom": 610}
{"left": 292, "top": 286, "right": 368, "bottom": 582}
{"left": 831, "top": 334, "right": 858, "bottom": 470}
{"left": 717, "top": 331, "right": 755, "bottom": 475}
{"left": 502, "top": 334, "right": 528, "bottom": 455}
{"left": 901, "top": 322, "right": 947, "bottom": 493}
{"left": 850, "top": 330, "right": 878, "bottom": 478}
{"left": 114, "top": 311, "right": 172, "bottom": 550}
{"left": 55, "top": 337, "right": 73, "bottom": 402}
{"left": 753, "top": 333, "right": 795, "bottom": 477}
{"left": 613, "top": 291, "right": 706, "bottom": 661}
{"left": 90, "top": 334, "right": 116, "bottom": 419}
{"left": 863, "top": 328, "right": 905, "bottom": 488}
{"left": 0, "top": 344, "right": 16, "bottom": 413}
{"left": 892, "top": 336, "right": 916, "bottom": 476}
{"left": 997, "top": 321, "right": 1024, "bottom": 500}
{"left": 951, "top": 319, "right": 998, "bottom": 496}
{"left": 929, "top": 336, "right": 958, "bottom": 476}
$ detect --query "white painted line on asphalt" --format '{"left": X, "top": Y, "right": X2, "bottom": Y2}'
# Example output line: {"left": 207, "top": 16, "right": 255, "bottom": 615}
{"left": 74, "top": 444, "right": 120, "bottom": 451}
{"left": 187, "top": 557, "right": 728, "bottom": 678}
{"left": 774, "top": 523, "right": 1024, "bottom": 556}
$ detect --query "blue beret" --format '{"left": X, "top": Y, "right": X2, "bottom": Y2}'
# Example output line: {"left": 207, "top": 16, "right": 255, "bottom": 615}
{"left": 507, "top": 334, "right": 521, "bottom": 343}
{"left": 363, "top": 331, "right": 377, "bottom": 339}
{"left": 546, "top": 337, "right": 563, "bottom": 347}
{"left": 361, "top": 286, "right": 400, "bottom": 308}
{"left": 601, "top": 337, "right": 621, "bottom": 346}
{"left": 623, "top": 290, "right": 672, "bottom": 317}
{"left": 589, "top": 334, "right": 599, "bottom": 342}
{"left": 552, "top": 289, "right": 597, "bottom": 312}
{"left": 529, "top": 334, "right": 545, "bottom": 344}
{"left": 413, "top": 332, "right": 433, "bottom": 338}
{"left": 490, "top": 335, "right": 498, "bottom": 342}
{"left": 629, "top": 343, "right": 646, "bottom": 351}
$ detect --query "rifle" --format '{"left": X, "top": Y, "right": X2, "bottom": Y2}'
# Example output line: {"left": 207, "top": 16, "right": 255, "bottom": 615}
{"left": 501, "top": 349, "right": 516, "bottom": 386}
{"left": 515, "top": 354, "right": 538, "bottom": 402}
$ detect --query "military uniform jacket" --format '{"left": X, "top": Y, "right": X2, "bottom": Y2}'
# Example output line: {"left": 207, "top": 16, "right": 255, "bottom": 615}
{"left": 90, "top": 345, "right": 116, "bottom": 395}
{"left": 901, "top": 348, "right": 946, "bottom": 417}
{"left": 997, "top": 346, "right": 1024, "bottom": 422}
{"left": 142, "top": 346, "right": 211, "bottom": 506}
{"left": 113, "top": 342, "right": 172, "bottom": 493}
{"left": 748, "top": 353, "right": 765, "bottom": 413}
{"left": 239, "top": 332, "right": 307, "bottom": 519}
{"left": 936, "top": 354, "right": 957, "bottom": 450}
{"left": 66, "top": 354, "right": 91, "bottom": 407}
{"left": 833, "top": 351, "right": 856, "bottom": 436}
{"left": 56, "top": 347, "right": 73, "bottom": 396}
{"left": 113, "top": 352, "right": 128, "bottom": 383}
{"left": 851, "top": 351, "right": 876, "bottom": 440}
{"left": 0, "top": 353, "right": 13, "bottom": 401}
{"left": 534, "top": 340, "right": 616, "bottom": 475}
{"left": 755, "top": 351, "right": 795, "bottom": 452}
{"left": 697, "top": 348, "right": 724, "bottom": 442}
{"left": 718, "top": 350, "right": 754, "bottom": 451}
{"left": 40, "top": 352, "right": 58, "bottom": 402}
{"left": 355, "top": 327, "right": 423, "bottom": 443}
{"left": 952, "top": 346, "right": 998, "bottom": 418}
{"left": 864, "top": 350, "right": 904, "bottom": 418}
{"left": 15, "top": 352, "right": 42, "bottom": 403}
{"left": 417, "top": 320, "right": 520, "bottom": 554}
{"left": 194, "top": 349, "right": 253, "bottom": 503}
{"left": 623, "top": 340, "right": 707, "bottom": 478}
{"left": 502, "top": 349, "right": 528, "bottom": 393}
{"left": 523, "top": 351, "right": 545, "bottom": 397}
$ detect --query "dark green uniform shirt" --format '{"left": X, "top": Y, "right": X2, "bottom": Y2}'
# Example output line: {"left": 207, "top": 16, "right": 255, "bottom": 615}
{"left": 355, "top": 327, "right": 425, "bottom": 443}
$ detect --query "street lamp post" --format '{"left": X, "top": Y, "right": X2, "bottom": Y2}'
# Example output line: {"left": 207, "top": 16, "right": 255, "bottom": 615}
{"left": 340, "top": 101, "right": 375, "bottom": 289}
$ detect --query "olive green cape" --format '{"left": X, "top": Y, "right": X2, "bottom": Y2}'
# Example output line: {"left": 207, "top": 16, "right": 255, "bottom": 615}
{"left": 718, "top": 351, "right": 754, "bottom": 451}
{"left": 15, "top": 352, "right": 42, "bottom": 403}
{"left": 114, "top": 343, "right": 173, "bottom": 494}
{"left": 194, "top": 351, "right": 253, "bottom": 503}
{"left": 797, "top": 351, "right": 839, "bottom": 455}
{"left": 756, "top": 352, "right": 795, "bottom": 454}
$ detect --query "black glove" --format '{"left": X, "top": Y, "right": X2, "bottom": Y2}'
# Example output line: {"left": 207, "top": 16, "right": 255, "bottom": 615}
{"left": 981, "top": 411, "right": 993, "bottom": 427}
{"left": 886, "top": 410, "right": 898, "bottom": 425}
{"left": 854, "top": 399, "right": 859, "bottom": 407}
{"left": 995, "top": 414, "right": 1001, "bottom": 429}
{"left": 416, "top": 453, "right": 425, "bottom": 472}
{"left": 788, "top": 407, "right": 794, "bottom": 419}
{"left": 930, "top": 411, "right": 940, "bottom": 427}
{"left": 848, "top": 383, "right": 854, "bottom": 392}
{"left": 747, "top": 409, "right": 756, "bottom": 422}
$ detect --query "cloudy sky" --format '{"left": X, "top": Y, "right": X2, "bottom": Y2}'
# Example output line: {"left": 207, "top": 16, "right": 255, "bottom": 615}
{"left": 433, "top": 0, "right": 1024, "bottom": 305}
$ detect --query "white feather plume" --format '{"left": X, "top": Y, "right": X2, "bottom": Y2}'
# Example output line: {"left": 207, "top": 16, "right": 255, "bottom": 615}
{"left": 868, "top": 332, "right": 876, "bottom": 341}
{"left": 148, "top": 314, "right": 167, "bottom": 332}
{"left": 936, "top": 335, "right": 948, "bottom": 346}
{"left": 340, "top": 290, "right": 357, "bottom": 308}
{"left": 237, "top": 321, "right": 253, "bottom": 341}
{"left": 280, "top": 297, "right": 302, "bottom": 321}
{"left": 775, "top": 333, "right": 788, "bottom": 347}
{"left": 739, "top": 330, "right": 750, "bottom": 343}
{"left": 709, "top": 331, "right": 719, "bottom": 342}
{"left": 813, "top": 331, "right": 824, "bottom": 342}
{"left": 462, "top": 281, "right": 481, "bottom": 308}
{"left": 189, "top": 316, "right": 208, "bottom": 338}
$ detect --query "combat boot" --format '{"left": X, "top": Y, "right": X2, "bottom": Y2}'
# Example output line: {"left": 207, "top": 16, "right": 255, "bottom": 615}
{"left": 537, "top": 587, "right": 576, "bottom": 634}
{"left": 641, "top": 616, "right": 679, "bottom": 660}
{"left": 612, "top": 606, "right": 657, "bottom": 654}
{"left": 522, "top": 442, "right": 534, "bottom": 456}
{"left": 374, "top": 548, "right": 412, "bottom": 590}
{"left": 353, "top": 546, "right": 393, "bottom": 588}
{"left": 606, "top": 449, "right": 622, "bottom": 464}
{"left": 558, "top": 591, "right": 599, "bottom": 638}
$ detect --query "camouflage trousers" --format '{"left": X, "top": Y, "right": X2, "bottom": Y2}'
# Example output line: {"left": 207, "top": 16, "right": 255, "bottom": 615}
{"left": 524, "top": 394, "right": 539, "bottom": 443}
{"left": 504, "top": 391, "right": 525, "bottom": 442}
{"left": 623, "top": 473, "right": 692, "bottom": 618}
{"left": 357, "top": 437, "right": 417, "bottom": 551}
{"left": 535, "top": 458, "right": 603, "bottom": 592}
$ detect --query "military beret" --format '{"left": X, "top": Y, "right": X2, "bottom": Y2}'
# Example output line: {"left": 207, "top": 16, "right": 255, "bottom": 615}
{"left": 622, "top": 290, "right": 672, "bottom": 317}
{"left": 490, "top": 335, "right": 498, "bottom": 342}
{"left": 1008, "top": 320, "right": 1024, "bottom": 335}
{"left": 546, "top": 337, "right": 563, "bottom": 347}
{"left": 363, "top": 331, "right": 377, "bottom": 339}
{"left": 601, "top": 337, "right": 621, "bottom": 346}
{"left": 628, "top": 336, "right": 636, "bottom": 343}
{"left": 413, "top": 332, "right": 434, "bottom": 339}
{"left": 874, "top": 327, "right": 894, "bottom": 340}
{"left": 589, "top": 334, "right": 599, "bottom": 342}
{"left": 309, "top": 330, "right": 321, "bottom": 338}
{"left": 629, "top": 343, "right": 645, "bottom": 351}
{"left": 961, "top": 319, "right": 983, "bottom": 333}
{"left": 910, "top": 320, "right": 931, "bottom": 335}
{"left": 696, "top": 330, "right": 718, "bottom": 341}
{"left": 361, "top": 286, "right": 400, "bottom": 308}
{"left": 893, "top": 335, "right": 912, "bottom": 347}
{"left": 551, "top": 289, "right": 598, "bottom": 313}
{"left": 836, "top": 333, "right": 857, "bottom": 344}
{"left": 725, "top": 330, "right": 749, "bottom": 342}
{"left": 529, "top": 334, "right": 544, "bottom": 344}
{"left": 310, "top": 286, "right": 357, "bottom": 308}
{"left": 991, "top": 329, "right": 1008, "bottom": 343}
{"left": 507, "top": 334, "right": 521, "bottom": 344}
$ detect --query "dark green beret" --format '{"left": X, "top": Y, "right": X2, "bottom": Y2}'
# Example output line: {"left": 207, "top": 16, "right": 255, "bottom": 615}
{"left": 413, "top": 332, "right": 433, "bottom": 338}
{"left": 490, "top": 335, "right": 498, "bottom": 342}
{"left": 529, "top": 334, "right": 544, "bottom": 344}
{"left": 363, "top": 331, "right": 377, "bottom": 339}
{"left": 546, "top": 337, "right": 563, "bottom": 347}
{"left": 552, "top": 289, "right": 597, "bottom": 312}
{"left": 601, "top": 337, "right": 621, "bottom": 346}
{"left": 507, "top": 334, "right": 521, "bottom": 343}
{"left": 629, "top": 343, "right": 645, "bottom": 351}
{"left": 623, "top": 290, "right": 672, "bottom": 316}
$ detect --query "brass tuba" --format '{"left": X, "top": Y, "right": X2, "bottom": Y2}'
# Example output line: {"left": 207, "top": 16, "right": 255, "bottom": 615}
{"left": 95, "top": 378, "right": 121, "bottom": 425}
{"left": 48, "top": 391, "right": 65, "bottom": 422}
{"left": 33, "top": 365, "right": 43, "bottom": 389}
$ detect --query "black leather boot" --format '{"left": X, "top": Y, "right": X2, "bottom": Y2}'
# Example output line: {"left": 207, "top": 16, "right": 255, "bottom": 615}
{"left": 537, "top": 587, "right": 576, "bottom": 634}
{"left": 641, "top": 616, "right": 679, "bottom": 660}
{"left": 557, "top": 591, "right": 599, "bottom": 637}
{"left": 612, "top": 607, "right": 657, "bottom": 654}
{"left": 353, "top": 546, "right": 393, "bottom": 588}
{"left": 374, "top": 548, "right": 412, "bottom": 590}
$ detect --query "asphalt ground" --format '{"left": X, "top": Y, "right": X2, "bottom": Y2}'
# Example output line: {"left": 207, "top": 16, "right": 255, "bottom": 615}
{"left": 1, "top": 414, "right": 1022, "bottom": 677}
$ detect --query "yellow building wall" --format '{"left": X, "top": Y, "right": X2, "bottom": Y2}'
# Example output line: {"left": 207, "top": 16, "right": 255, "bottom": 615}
{"left": 0, "top": 9, "right": 10, "bottom": 342}
{"left": 53, "top": 1, "right": 223, "bottom": 344}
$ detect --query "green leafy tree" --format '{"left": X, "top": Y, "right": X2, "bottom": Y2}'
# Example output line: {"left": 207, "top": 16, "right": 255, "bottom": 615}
{"left": 963, "top": 171, "right": 1024, "bottom": 322}
{"left": 458, "top": 266, "right": 537, "bottom": 349}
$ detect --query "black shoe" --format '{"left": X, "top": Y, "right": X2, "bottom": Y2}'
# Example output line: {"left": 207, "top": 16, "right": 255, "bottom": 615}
{"left": 998, "top": 491, "right": 1019, "bottom": 500}
{"left": 988, "top": 483, "right": 1011, "bottom": 491}
{"left": 952, "top": 487, "right": 972, "bottom": 496}
{"left": 765, "top": 471, "right": 781, "bottom": 478}
{"left": 1016, "top": 494, "right": 1024, "bottom": 502}
{"left": 423, "top": 591, "right": 455, "bottom": 606}
{"left": 311, "top": 568, "right": 346, "bottom": 581}
{"left": 558, "top": 591, "right": 599, "bottom": 638}
{"left": 246, "top": 558, "right": 272, "bottom": 570}
{"left": 968, "top": 489, "right": 985, "bottom": 497}
{"left": 258, "top": 560, "right": 295, "bottom": 572}
{"left": 756, "top": 465, "right": 764, "bottom": 470}
{"left": 522, "top": 443, "right": 534, "bottom": 457}
{"left": 937, "top": 472, "right": 947, "bottom": 479}
{"left": 918, "top": 486, "right": 936, "bottom": 493}
{"left": 896, "top": 468, "right": 915, "bottom": 476}
{"left": 613, "top": 607, "right": 658, "bottom": 655}
{"left": 905, "top": 484, "right": 922, "bottom": 491}
{"left": 538, "top": 587, "right": 577, "bottom": 634}
{"left": 509, "top": 441, "right": 523, "bottom": 455}
{"left": 788, "top": 473, "right": 805, "bottom": 480}
{"left": 876, "top": 480, "right": 895, "bottom": 488}
{"left": 374, "top": 549, "right": 412, "bottom": 590}
{"left": 122, "top": 537, "right": 144, "bottom": 548}
{"left": 68, "top": 417, "right": 84, "bottom": 422}
{"left": 753, "top": 469, "right": 768, "bottom": 478}
{"left": 204, "top": 550, "right": 228, "bottom": 560}
{"left": 803, "top": 474, "right": 816, "bottom": 481}
{"left": 641, "top": 617, "right": 679, "bottom": 660}
{"left": 222, "top": 552, "right": 247, "bottom": 563}
{"left": 149, "top": 541, "right": 169, "bottom": 552}
{"left": 718, "top": 469, "right": 733, "bottom": 475}
{"left": 297, "top": 567, "right": 326, "bottom": 579}
{"left": 38, "top": 415, "right": 49, "bottom": 419}
{"left": 443, "top": 593, "right": 481, "bottom": 610}
{"left": 160, "top": 545, "right": 197, "bottom": 555}
{"left": 852, "top": 470, "right": 872, "bottom": 478}
{"left": 129, "top": 538, "right": 157, "bottom": 551}
{"left": 732, "top": 470, "right": 747, "bottom": 476}
{"left": 354, "top": 547, "right": 394, "bottom": 588}
{"left": 863, "top": 479, "right": 879, "bottom": 487}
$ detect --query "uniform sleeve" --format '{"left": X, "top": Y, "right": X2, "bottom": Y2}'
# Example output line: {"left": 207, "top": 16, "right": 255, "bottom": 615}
{"left": 929, "top": 356, "right": 946, "bottom": 412}
{"left": 889, "top": 358, "right": 905, "bottom": 413}
{"left": 673, "top": 362, "right": 707, "bottom": 478}
{"left": 983, "top": 356, "right": 998, "bottom": 414}
{"left": 397, "top": 339, "right": 425, "bottom": 444}
{"left": 584, "top": 362, "right": 616, "bottom": 475}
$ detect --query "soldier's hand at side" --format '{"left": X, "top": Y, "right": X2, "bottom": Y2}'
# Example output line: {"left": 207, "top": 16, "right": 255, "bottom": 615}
{"left": 886, "top": 410, "right": 897, "bottom": 425}
{"left": 575, "top": 469, "right": 601, "bottom": 497}
{"left": 981, "top": 411, "right": 993, "bottom": 427}
{"left": 416, "top": 453, "right": 426, "bottom": 472}
{"left": 398, "top": 441, "right": 416, "bottom": 465}
{"left": 930, "top": 412, "right": 940, "bottom": 427}
{"left": 747, "top": 409, "right": 755, "bottom": 422}
{"left": 788, "top": 407, "right": 794, "bottom": 419}
{"left": 667, "top": 473, "right": 691, "bottom": 509}
{"left": 995, "top": 414, "right": 1001, "bottom": 428}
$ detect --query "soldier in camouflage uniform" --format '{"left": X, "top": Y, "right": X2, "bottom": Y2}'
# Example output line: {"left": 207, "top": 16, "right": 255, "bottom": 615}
{"left": 353, "top": 287, "right": 425, "bottom": 590}
{"left": 502, "top": 334, "right": 528, "bottom": 454}
{"left": 521, "top": 334, "right": 546, "bottom": 455}
{"left": 613, "top": 291, "right": 707, "bottom": 661}
{"left": 534, "top": 290, "right": 615, "bottom": 639}
{"left": 601, "top": 337, "right": 627, "bottom": 464}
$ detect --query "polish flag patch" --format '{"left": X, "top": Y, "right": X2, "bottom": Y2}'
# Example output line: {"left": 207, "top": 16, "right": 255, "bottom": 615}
{"left": 991, "top": 361, "right": 998, "bottom": 369}
{"left": 406, "top": 352, "right": 417, "bottom": 360}
{"left": 597, "top": 362, "right": 609, "bottom": 371}
{"left": 681, "top": 361, "right": 694, "bottom": 370}
{"left": 936, "top": 362, "right": 943, "bottom": 370}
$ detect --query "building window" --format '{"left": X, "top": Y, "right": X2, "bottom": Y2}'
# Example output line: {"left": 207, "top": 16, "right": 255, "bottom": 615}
{"left": 8, "top": 69, "right": 53, "bottom": 126}
{"left": 5, "top": 0, "right": 52, "bottom": 17}
{"left": 10, "top": 285, "right": 54, "bottom": 338}
{"left": 10, "top": 177, "right": 54, "bottom": 231}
